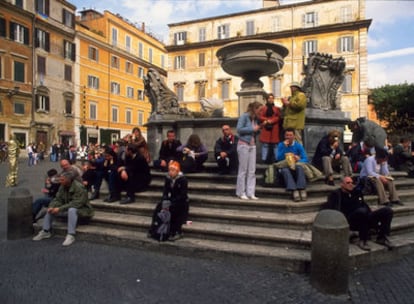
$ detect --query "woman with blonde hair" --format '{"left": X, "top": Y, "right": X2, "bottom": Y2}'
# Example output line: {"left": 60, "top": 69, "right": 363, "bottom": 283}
{"left": 236, "top": 101, "right": 262, "bottom": 200}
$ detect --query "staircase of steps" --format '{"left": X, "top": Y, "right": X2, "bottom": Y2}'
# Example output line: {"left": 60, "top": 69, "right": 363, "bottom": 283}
{"left": 50, "top": 163, "right": 414, "bottom": 272}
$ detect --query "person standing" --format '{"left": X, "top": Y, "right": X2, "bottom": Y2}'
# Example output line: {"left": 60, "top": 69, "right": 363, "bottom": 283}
{"left": 214, "top": 124, "right": 238, "bottom": 174}
{"left": 26, "top": 143, "right": 35, "bottom": 166}
{"left": 258, "top": 93, "right": 281, "bottom": 163}
{"left": 326, "top": 176, "right": 394, "bottom": 251}
{"left": 276, "top": 128, "right": 308, "bottom": 202}
{"left": 281, "top": 82, "right": 307, "bottom": 144}
{"left": 236, "top": 101, "right": 262, "bottom": 200}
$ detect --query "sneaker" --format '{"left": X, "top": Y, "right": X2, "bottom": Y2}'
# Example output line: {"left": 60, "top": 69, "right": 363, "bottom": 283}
{"left": 239, "top": 194, "right": 248, "bottom": 200}
{"left": 292, "top": 190, "right": 300, "bottom": 202}
{"left": 33, "top": 230, "right": 51, "bottom": 241}
{"left": 62, "top": 234, "right": 75, "bottom": 246}
{"left": 249, "top": 195, "right": 259, "bottom": 200}
{"left": 299, "top": 190, "right": 307, "bottom": 201}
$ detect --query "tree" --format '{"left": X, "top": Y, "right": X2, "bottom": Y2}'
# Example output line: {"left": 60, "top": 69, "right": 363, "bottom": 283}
{"left": 370, "top": 83, "right": 414, "bottom": 135}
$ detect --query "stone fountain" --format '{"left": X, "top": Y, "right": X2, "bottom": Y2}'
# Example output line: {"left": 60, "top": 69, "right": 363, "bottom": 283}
{"left": 216, "top": 40, "right": 289, "bottom": 115}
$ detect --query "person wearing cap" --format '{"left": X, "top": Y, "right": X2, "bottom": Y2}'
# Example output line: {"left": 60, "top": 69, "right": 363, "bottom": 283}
{"left": 359, "top": 147, "right": 402, "bottom": 206}
{"left": 281, "top": 82, "right": 307, "bottom": 144}
{"left": 32, "top": 171, "right": 94, "bottom": 246}
{"left": 312, "top": 130, "right": 352, "bottom": 185}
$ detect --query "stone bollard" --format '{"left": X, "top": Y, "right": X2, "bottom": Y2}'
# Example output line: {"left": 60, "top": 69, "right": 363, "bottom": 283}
{"left": 310, "top": 209, "right": 349, "bottom": 295}
{"left": 7, "top": 188, "right": 33, "bottom": 240}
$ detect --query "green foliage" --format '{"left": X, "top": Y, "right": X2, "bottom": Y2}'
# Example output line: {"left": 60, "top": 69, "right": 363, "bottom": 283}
{"left": 371, "top": 83, "right": 414, "bottom": 134}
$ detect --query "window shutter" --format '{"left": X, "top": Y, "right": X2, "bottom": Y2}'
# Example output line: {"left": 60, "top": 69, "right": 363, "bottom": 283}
{"left": 35, "top": 96, "right": 40, "bottom": 110}
{"left": 314, "top": 40, "right": 318, "bottom": 53}
{"left": 0, "top": 18, "right": 6, "bottom": 37}
{"left": 174, "top": 33, "right": 177, "bottom": 45}
{"left": 10, "top": 22, "right": 15, "bottom": 40}
{"left": 302, "top": 41, "right": 306, "bottom": 56}
{"left": 350, "top": 37, "right": 354, "bottom": 52}
{"left": 45, "top": 32, "right": 50, "bottom": 52}
{"left": 337, "top": 37, "right": 341, "bottom": 53}
{"left": 35, "top": 29, "right": 40, "bottom": 48}
{"left": 23, "top": 26, "right": 29, "bottom": 45}
{"left": 71, "top": 43, "right": 75, "bottom": 61}
{"left": 62, "top": 9, "right": 65, "bottom": 23}
{"left": 45, "top": 0, "right": 50, "bottom": 16}
{"left": 174, "top": 57, "right": 177, "bottom": 69}
{"left": 45, "top": 96, "right": 50, "bottom": 111}
{"left": 96, "top": 78, "right": 99, "bottom": 89}
{"left": 182, "top": 56, "right": 186, "bottom": 69}
{"left": 71, "top": 13, "right": 75, "bottom": 28}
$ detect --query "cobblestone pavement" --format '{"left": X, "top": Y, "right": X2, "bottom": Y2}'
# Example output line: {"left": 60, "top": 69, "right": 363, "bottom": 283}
{"left": 1, "top": 159, "right": 414, "bottom": 303}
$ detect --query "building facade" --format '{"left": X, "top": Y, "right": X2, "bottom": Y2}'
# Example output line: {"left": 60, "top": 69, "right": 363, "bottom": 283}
{"left": 166, "top": 0, "right": 371, "bottom": 120}
{"left": 75, "top": 9, "right": 167, "bottom": 145}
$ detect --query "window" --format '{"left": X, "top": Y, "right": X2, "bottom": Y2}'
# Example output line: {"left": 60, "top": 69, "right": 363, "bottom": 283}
{"left": 127, "top": 86, "right": 134, "bottom": 98}
{"left": 10, "top": 22, "right": 29, "bottom": 45}
{"left": 338, "top": 36, "right": 354, "bottom": 53}
{"left": 125, "top": 61, "right": 133, "bottom": 74}
{"left": 0, "top": 17, "right": 5, "bottom": 37}
{"left": 174, "top": 56, "right": 185, "bottom": 70}
{"left": 65, "top": 99, "right": 72, "bottom": 115}
{"left": 111, "top": 82, "right": 120, "bottom": 95}
{"left": 271, "top": 78, "right": 282, "bottom": 97}
{"left": 88, "top": 75, "right": 99, "bottom": 89}
{"left": 89, "top": 103, "right": 97, "bottom": 120}
{"left": 64, "top": 65, "right": 72, "bottom": 82}
{"left": 15, "top": 0, "right": 23, "bottom": 8}
{"left": 342, "top": 74, "right": 352, "bottom": 93}
{"left": 138, "top": 67, "right": 144, "bottom": 79}
{"left": 62, "top": 9, "right": 74, "bottom": 28}
{"left": 196, "top": 81, "right": 206, "bottom": 100}
{"left": 112, "top": 27, "right": 118, "bottom": 46}
{"left": 14, "top": 61, "right": 25, "bottom": 82}
{"left": 303, "top": 40, "right": 318, "bottom": 56}
{"left": 220, "top": 81, "right": 229, "bottom": 100}
{"left": 217, "top": 24, "right": 230, "bottom": 39}
{"left": 37, "top": 56, "right": 46, "bottom": 76}
{"left": 161, "top": 55, "right": 165, "bottom": 69}
{"left": 112, "top": 106, "right": 118, "bottom": 123}
{"left": 246, "top": 20, "right": 255, "bottom": 36}
{"left": 14, "top": 102, "right": 25, "bottom": 114}
{"left": 199, "top": 27, "right": 206, "bottom": 42}
{"left": 126, "top": 35, "right": 131, "bottom": 52}
{"left": 174, "top": 31, "right": 187, "bottom": 45}
{"left": 148, "top": 48, "right": 153, "bottom": 63}
{"left": 176, "top": 85, "right": 184, "bottom": 102}
{"left": 88, "top": 46, "right": 99, "bottom": 61}
{"left": 36, "top": 95, "right": 49, "bottom": 112}
{"left": 35, "top": 0, "right": 49, "bottom": 15}
{"left": 35, "top": 29, "right": 50, "bottom": 51}
{"left": 138, "top": 42, "right": 143, "bottom": 58}
{"left": 137, "top": 89, "right": 144, "bottom": 101}
{"left": 126, "top": 109, "right": 132, "bottom": 124}
{"left": 138, "top": 111, "right": 143, "bottom": 126}
{"left": 198, "top": 53, "right": 205, "bottom": 67}
{"left": 303, "top": 12, "right": 318, "bottom": 28}
{"left": 272, "top": 16, "right": 281, "bottom": 32}
{"left": 64, "top": 40, "right": 75, "bottom": 61}
{"left": 111, "top": 56, "right": 119, "bottom": 69}
{"left": 340, "top": 6, "right": 352, "bottom": 23}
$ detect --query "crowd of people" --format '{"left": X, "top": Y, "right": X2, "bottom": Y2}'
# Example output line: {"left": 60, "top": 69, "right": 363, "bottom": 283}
{"left": 28, "top": 82, "right": 413, "bottom": 249}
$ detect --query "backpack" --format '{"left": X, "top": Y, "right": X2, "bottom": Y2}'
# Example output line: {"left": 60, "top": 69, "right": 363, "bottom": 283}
{"left": 262, "top": 164, "right": 283, "bottom": 187}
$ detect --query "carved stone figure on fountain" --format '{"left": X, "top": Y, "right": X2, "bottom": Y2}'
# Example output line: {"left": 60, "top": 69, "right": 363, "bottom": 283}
{"left": 302, "top": 52, "right": 346, "bottom": 110}
{"left": 143, "top": 68, "right": 191, "bottom": 117}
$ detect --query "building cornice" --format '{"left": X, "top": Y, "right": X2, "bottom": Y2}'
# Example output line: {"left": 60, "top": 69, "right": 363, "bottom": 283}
{"left": 166, "top": 19, "right": 372, "bottom": 52}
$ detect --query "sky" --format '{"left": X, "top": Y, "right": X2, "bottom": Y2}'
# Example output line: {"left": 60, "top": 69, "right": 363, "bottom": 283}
{"left": 69, "top": 0, "right": 414, "bottom": 89}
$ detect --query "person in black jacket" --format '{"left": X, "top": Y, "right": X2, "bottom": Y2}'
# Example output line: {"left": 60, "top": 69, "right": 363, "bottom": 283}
{"left": 153, "top": 130, "right": 182, "bottom": 171}
{"left": 32, "top": 169, "right": 60, "bottom": 223}
{"left": 326, "top": 176, "right": 394, "bottom": 251}
{"left": 116, "top": 144, "right": 151, "bottom": 204}
{"left": 214, "top": 125, "right": 238, "bottom": 174}
{"left": 312, "top": 130, "right": 352, "bottom": 185}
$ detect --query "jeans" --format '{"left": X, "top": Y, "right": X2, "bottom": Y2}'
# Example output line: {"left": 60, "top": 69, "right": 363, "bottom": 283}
{"left": 42, "top": 207, "right": 78, "bottom": 235}
{"left": 261, "top": 143, "right": 278, "bottom": 163}
{"left": 280, "top": 165, "right": 306, "bottom": 191}
{"left": 236, "top": 144, "right": 256, "bottom": 197}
